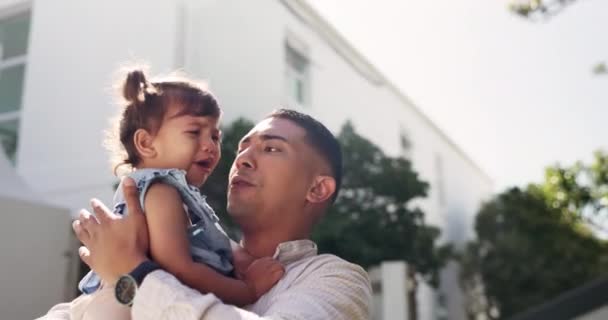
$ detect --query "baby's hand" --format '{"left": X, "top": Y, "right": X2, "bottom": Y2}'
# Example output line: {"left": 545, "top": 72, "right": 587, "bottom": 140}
{"left": 244, "top": 257, "right": 285, "bottom": 298}
{"left": 232, "top": 245, "right": 254, "bottom": 280}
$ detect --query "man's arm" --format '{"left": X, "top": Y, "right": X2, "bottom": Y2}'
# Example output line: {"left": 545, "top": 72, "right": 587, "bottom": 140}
{"left": 132, "top": 270, "right": 261, "bottom": 320}
{"left": 131, "top": 257, "right": 371, "bottom": 320}
{"left": 38, "top": 301, "right": 71, "bottom": 319}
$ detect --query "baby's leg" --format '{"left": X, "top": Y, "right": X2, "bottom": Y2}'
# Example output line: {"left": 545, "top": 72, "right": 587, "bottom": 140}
{"left": 70, "top": 285, "right": 130, "bottom": 320}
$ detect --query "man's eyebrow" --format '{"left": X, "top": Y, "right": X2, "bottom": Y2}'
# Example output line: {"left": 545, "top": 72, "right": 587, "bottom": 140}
{"left": 239, "top": 134, "right": 289, "bottom": 145}
{"left": 260, "top": 134, "right": 288, "bottom": 143}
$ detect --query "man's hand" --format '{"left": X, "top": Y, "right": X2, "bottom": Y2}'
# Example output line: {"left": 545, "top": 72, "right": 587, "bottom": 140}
{"left": 72, "top": 178, "right": 150, "bottom": 284}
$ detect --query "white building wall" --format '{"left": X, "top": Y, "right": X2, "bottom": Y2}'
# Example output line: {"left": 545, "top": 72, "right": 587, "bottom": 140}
{"left": 10, "top": 0, "right": 492, "bottom": 231}
{"left": 15, "top": 0, "right": 181, "bottom": 212}
{"left": 184, "top": 0, "right": 285, "bottom": 124}
{"left": 3, "top": 0, "right": 493, "bottom": 318}
{"left": 0, "top": 0, "right": 26, "bottom": 14}
{"left": 186, "top": 0, "right": 492, "bottom": 232}
{"left": 0, "top": 196, "right": 76, "bottom": 319}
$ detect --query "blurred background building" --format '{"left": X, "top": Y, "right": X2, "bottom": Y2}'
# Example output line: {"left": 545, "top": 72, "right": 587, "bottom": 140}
{"left": 0, "top": 0, "right": 493, "bottom": 318}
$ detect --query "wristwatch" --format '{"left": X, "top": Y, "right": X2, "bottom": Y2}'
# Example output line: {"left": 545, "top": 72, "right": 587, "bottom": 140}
{"left": 114, "top": 261, "right": 161, "bottom": 306}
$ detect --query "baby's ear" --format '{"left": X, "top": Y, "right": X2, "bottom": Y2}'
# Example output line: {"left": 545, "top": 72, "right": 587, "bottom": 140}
{"left": 133, "top": 128, "right": 157, "bottom": 159}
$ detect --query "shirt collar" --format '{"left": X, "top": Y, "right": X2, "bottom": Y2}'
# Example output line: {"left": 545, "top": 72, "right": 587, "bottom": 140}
{"left": 272, "top": 239, "right": 318, "bottom": 264}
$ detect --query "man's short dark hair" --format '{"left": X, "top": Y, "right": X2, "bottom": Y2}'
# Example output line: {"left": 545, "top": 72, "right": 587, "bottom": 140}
{"left": 267, "top": 109, "right": 342, "bottom": 203}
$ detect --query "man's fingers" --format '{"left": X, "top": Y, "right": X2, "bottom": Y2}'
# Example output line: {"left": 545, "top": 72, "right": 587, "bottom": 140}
{"left": 77, "top": 209, "right": 98, "bottom": 235}
{"left": 90, "top": 198, "right": 117, "bottom": 224}
{"left": 122, "top": 177, "right": 144, "bottom": 219}
{"left": 72, "top": 219, "right": 90, "bottom": 244}
{"left": 78, "top": 246, "right": 92, "bottom": 266}
{"left": 78, "top": 209, "right": 93, "bottom": 223}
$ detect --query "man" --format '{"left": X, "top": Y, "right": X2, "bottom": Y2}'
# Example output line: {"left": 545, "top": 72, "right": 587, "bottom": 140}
{"left": 43, "top": 109, "right": 371, "bottom": 319}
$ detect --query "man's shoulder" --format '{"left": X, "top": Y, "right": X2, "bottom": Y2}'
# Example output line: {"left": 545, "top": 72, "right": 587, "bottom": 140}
{"left": 312, "top": 254, "right": 366, "bottom": 271}
{"left": 294, "top": 253, "right": 370, "bottom": 285}
{"left": 250, "top": 254, "right": 372, "bottom": 319}
{"left": 280, "top": 253, "right": 372, "bottom": 316}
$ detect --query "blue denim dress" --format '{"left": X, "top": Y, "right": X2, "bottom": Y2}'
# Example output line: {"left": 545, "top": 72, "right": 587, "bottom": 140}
{"left": 78, "top": 168, "right": 234, "bottom": 294}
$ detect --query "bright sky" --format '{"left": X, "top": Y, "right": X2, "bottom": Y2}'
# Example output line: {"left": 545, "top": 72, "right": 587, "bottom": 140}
{"left": 308, "top": 0, "right": 608, "bottom": 191}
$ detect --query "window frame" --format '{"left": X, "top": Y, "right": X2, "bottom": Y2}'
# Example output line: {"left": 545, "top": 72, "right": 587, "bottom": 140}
{"left": 0, "top": 8, "right": 31, "bottom": 164}
{"left": 284, "top": 33, "right": 311, "bottom": 108}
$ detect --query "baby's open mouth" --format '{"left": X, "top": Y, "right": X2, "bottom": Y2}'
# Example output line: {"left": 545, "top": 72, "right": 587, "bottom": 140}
{"left": 194, "top": 159, "right": 212, "bottom": 170}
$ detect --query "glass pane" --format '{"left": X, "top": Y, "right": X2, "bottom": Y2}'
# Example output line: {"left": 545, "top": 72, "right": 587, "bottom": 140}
{"left": 296, "top": 79, "right": 304, "bottom": 103}
{"left": 0, "top": 13, "right": 30, "bottom": 60}
{"left": 0, "top": 119, "right": 19, "bottom": 164}
{"left": 286, "top": 45, "right": 309, "bottom": 73}
{"left": 0, "top": 64, "right": 25, "bottom": 113}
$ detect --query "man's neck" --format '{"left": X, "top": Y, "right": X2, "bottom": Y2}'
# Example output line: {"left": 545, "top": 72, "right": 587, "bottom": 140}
{"left": 240, "top": 233, "right": 282, "bottom": 258}
{"left": 240, "top": 227, "right": 310, "bottom": 258}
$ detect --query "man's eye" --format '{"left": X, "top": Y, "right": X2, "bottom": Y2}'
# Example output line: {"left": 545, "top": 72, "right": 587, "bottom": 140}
{"left": 264, "top": 146, "right": 280, "bottom": 152}
{"left": 212, "top": 135, "right": 221, "bottom": 142}
{"left": 187, "top": 130, "right": 200, "bottom": 136}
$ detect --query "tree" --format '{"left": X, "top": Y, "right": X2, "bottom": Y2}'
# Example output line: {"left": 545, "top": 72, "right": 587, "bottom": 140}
{"left": 313, "top": 122, "right": 450, "bottom": 320}
{"left": 313, "top": 121, "right": 448, "bottom": 277}
{"left": 507, "top": 1, "right": 608, "bottom": 75}
{"left": 460, "top": 185, "right": 608, "bottom": 319}
{"left": 508, "top": 0, "right": 577, "bottom": 20}
{"left": 536, "top": 150, "right": 608, "bottom": 233}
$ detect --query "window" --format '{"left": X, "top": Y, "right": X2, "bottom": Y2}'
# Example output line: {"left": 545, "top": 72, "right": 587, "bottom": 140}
{"left": 435, "top": 153, "right": 446, "bottom": 206}
{"left": 285, "top": 40, "right": 310, "bottom": 107}
{"left": 399, "top": 124, "right": 412, "bottom": 158}
{"left": 435, "top": 292, "right": 448, "bottom": 320}
{"left": 0, "top": 12, "right": 29, "bottom": 164}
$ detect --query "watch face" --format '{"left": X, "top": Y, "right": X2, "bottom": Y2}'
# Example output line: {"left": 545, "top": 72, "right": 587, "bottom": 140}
{"left": 115, "top": 275, "right": 137, "bottom": 306}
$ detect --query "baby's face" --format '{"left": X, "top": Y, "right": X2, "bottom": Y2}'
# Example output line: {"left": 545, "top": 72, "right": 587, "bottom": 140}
{"left": 152, "top": 106, "right": 221, "bottom": 186}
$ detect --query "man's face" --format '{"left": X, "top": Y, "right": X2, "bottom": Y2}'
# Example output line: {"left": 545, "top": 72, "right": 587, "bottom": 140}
{"left": 227, "top": 117, "right": 316, "bottom": 227}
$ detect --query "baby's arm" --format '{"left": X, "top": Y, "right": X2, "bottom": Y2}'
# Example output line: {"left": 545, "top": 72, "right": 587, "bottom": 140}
{"left": 145, "top": 183, "right": 283, "bottom": 306}
{"left": 231, "top": 240, "right": 254, "bottom": 280}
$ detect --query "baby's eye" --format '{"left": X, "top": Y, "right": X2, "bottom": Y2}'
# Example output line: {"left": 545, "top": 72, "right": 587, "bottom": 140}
{"left": 187, "top": 130, "right": 200, "bottom": 136}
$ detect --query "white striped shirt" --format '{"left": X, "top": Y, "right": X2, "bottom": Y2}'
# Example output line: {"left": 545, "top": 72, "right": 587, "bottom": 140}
{"left": 42, "top": 240, "right": 372, "bottom": 320}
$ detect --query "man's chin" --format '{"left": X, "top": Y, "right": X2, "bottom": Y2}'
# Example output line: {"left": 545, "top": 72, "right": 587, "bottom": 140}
{"left": 227, "top": 200, "right": 251, "bottom": 218}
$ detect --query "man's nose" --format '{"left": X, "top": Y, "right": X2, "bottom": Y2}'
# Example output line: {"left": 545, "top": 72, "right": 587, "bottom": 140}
{"left": 235, "top": 148, "right": 255, "bottom": 169}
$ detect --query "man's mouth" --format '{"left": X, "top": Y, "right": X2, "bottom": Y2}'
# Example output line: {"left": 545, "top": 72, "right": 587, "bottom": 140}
{"left": 230, "top": 176, "right": 255, "bottom": 188}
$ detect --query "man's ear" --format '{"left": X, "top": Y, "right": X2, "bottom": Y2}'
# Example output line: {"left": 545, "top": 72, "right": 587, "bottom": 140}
{"left": 306, "top": 175, "right": 336, "bottom": 204}
{"left": 133, "top": 128, "right": 157, "bottom": 159}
